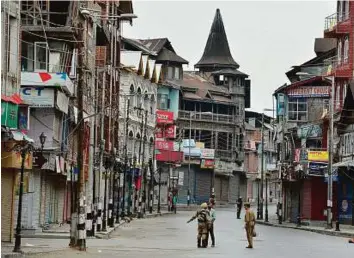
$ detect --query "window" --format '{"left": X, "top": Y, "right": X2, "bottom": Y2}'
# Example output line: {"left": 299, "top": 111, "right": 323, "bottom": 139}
{"left": 343, "top": 37, "right": 349, "bottom": 63}
{"left": 336, "top": 84, "right": 341, "bottom": 110}
{"left": 174, "top": 67, "right": 180, "bottom": 80}
{"left": 344, "top": 0, "right": 349, "bottom": 20}
{"left": 337, "top": 40, "right": 342, "bottom": 64}
{"left": 166, "top": 66, "right": 181, "bottom": 80}
{"left": 343, "top": 83, "right": 347, "bottom": 103}
{"left": 288, "top": 98, "right": 307, "bottom": 121}
{"left": 34, "top": 42, "right": 49, "bottom": 71}
{"left": 157, "top": 93, "right": 169, "bottom": 110}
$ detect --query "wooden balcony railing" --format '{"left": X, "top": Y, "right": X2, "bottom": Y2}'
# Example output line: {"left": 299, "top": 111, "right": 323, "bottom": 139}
{"left": 179, "top": 110, "right": 242, "bottom": 125}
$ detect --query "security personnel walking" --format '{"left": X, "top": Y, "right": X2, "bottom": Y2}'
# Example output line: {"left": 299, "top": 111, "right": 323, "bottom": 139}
{"left": 244, "top": 202, "right": 256, "bottom": 249}
{"left": 187, "top": 202, "right": 211, "bottom": 248}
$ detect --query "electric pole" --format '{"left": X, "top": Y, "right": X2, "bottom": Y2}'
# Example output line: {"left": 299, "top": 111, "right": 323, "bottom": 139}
{"left": 260, "top": 112, "right": 264, "bottom": 220}
{"left": 142, "top": 110, "right": 148, "bottom": 215}
{"left": 121, "top": 97, "right": 130, "bottom": 217}
{"left": 75, "top": 19, "right": 86, "bottom": 250}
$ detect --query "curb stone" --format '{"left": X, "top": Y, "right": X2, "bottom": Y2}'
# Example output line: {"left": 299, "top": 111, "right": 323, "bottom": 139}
{"left": 95, "top": 212, "right": 173, "bottom": 239}
{"left": 1, "top": 248, "right": 68, "bottom": 258}
{"left": 256, "top": 220, "right": 354, "bottom": 238}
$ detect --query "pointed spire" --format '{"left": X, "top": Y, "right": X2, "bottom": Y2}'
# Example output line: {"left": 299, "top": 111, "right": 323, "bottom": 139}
{"left": 195, "top": 8, "right": 239, "bottom": 70}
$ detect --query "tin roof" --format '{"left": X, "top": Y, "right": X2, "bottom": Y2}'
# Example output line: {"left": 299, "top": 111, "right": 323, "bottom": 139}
{"left": 195, "top": 8, "right": 239, "bottom": 70}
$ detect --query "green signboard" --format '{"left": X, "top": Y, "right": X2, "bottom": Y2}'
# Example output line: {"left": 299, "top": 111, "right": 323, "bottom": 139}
{"left": 1, "top": 101, "right": 18, "bottom": 129}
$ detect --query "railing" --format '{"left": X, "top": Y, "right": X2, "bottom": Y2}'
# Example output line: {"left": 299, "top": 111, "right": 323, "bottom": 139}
{"left": 230, "top": 86, "right": 245, "bottom": 95}
{"left": 179, "top": 110, "right": 242, "bottom": 124}
{"left": 325, "top": 12, "right": 350, "bottom": 31}
{"left": 323, "top": 56, "right": 338, "bottom": 74}
{"left": 325, "top": 13, "right": 337, "bottom": 31}
{"left": 215, "top": 149, "right": 233, "bottom": 160}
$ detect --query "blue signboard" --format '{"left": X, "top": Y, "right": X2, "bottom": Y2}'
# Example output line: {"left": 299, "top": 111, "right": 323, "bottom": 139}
{"left": 338, "top": 178, "right": 353, "bottom": 221}
{"left": 308, "top": 162, "right": 327, "bottom": 176}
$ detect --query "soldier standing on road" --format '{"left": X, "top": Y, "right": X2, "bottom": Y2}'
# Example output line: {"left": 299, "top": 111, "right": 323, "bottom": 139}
{"left": 244, "top": 202, "right": 256, "bottom": 249}
{"left": 187, "top": 202, "right": 211, "bottom": 248}
{"left": 207, "top": 203, "right": 216, "bottom": 247}
{"left": 236, "top": 197, "right": 243, "bottom": 219}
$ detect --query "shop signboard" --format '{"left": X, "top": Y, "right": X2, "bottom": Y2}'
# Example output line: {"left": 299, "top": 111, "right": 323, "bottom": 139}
{"left": 20, "top": 87, "right": 54, "bottom": 107}
{"left": 156, "top": 110, "right": 174, "bottom": 124}
{"left": 201, "top": 148, "right": 215, "bottom": 159}
{"left": 1, "top": 101, "right": 18, "bottom": 128}
{"left": 200, "top": 159, "right": 215, "bottom": 169}
{"left": 287, "top": 86, "right": 330, "bottom": 98}
{"left": 307, "top": 151, "right": 328, "bottom": 162}
{"left": 308, "top": 162, "right": 327, "bottom": 176}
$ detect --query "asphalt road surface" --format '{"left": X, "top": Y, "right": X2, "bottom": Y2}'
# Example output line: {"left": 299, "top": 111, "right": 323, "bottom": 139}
{"left": 30, "top": 209, "right": 353, "bottom": 258}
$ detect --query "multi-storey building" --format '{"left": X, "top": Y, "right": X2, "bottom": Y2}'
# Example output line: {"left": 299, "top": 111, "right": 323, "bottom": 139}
{"left": 245, "top": 111, "right": 277, "bottom": 205}
{"left": 171, "top": 9, "right": 251, "bottom": 204}
{"left": 274, "top": 38, "right": 337, "bottom": 223}
{"left": 120, "top": 37, "right": 186, "bottom": 208}
{"left": 1, "top": 0, "right": 22, "bottom": 242}
{"left": 324, "top": 0, "right": 354, "bottom": 225}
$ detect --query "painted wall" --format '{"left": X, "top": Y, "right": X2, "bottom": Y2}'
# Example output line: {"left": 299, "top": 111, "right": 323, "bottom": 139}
{"left": 157, "top": 86, "right": 179, "bottom": 119}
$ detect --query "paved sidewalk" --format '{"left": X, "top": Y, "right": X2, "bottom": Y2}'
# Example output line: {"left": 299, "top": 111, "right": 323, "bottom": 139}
{"left": 1, "top": 211, "right": 173, "bottom": 257}
{"left": 256, "top": 205, "right": 354, "bottom": 239}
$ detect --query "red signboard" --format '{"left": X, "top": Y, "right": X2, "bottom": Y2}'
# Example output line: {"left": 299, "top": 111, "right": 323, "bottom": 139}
{"left": 155, "top": 150, "right": 183, "bottom": 162}
{"left": 155, "top": 140, "right": 174, "bottom": 151}
{"left": 156, "top": 110, "right": 174, "bottom": 124}
{"left": 200, "top": 159, "right": 215, "bottom": 169}
{"left": 155, "top": 125, "right": 176, "bottom": 139}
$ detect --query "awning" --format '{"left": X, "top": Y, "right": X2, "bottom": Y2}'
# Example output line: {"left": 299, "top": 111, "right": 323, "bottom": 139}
{"left": 333, "top": 160, "right": 354, "bottom": 168}
{"left": 10, "top": 130, "right": 34, "bottom": 143}
{"left": 1, "top": 93, "right": 23, "bottom": 105}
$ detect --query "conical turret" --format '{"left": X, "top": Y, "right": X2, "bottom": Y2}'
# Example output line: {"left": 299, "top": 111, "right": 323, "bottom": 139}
{"left": 195, "top": 9, "right": 239, "bottom": 71}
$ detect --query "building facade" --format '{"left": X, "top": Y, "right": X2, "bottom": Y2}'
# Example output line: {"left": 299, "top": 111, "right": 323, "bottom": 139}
{"left": 173, "top": 9, "right": 251, "bottom": 204}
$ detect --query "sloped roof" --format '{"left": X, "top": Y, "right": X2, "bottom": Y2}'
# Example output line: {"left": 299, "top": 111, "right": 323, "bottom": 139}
{"left": 195, "top": 8, "right": 239, "bottom": 70}
{"left": 211, "top": 68, "right": 248, "bottom": 77}
{"left": 122, "top": 37, "right": 157, "bottom": 56}
{"left": 157, "top": 48, "right": 189, "bottom": 64}
{"left": 139, "top": 38, "right": 172, "bottom": 53}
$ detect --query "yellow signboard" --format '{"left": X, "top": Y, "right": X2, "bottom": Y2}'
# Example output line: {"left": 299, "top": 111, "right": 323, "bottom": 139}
{"left": 307, "top": 151, "right": 328, "bottom": 162}
{"left": 1, "top": 143, "right": 33, "bottom": 169}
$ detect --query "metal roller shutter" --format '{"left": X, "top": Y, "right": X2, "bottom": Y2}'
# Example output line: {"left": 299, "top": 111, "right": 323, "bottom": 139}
{"left": 214, "top": 176, "right": 222, "bottom": 202}
{"left": 221, "top": 177, "right": 229, "bottom": 202}
{"left": 195, "top": 170, "right": 211, "bottom": 204}
{"left": 1, "top": 171, "right": 15, "bottom": 242}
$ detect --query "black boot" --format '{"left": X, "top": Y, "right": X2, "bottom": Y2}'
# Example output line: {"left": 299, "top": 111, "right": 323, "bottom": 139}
{"left": 202, "top": 239, "right": 208, "bottom": 248}
{"left": 197, "top": 238, "right": 201, "bottom": 248}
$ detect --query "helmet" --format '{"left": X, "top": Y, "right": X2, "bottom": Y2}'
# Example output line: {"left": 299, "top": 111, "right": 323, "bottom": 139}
{"left": 200, "top": 203, "right": 208, "bottom": 209}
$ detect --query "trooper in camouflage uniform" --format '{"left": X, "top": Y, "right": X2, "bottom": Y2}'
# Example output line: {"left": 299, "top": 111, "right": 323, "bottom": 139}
{"left": 187, "top": 202, "right": 211, "bottom": 248}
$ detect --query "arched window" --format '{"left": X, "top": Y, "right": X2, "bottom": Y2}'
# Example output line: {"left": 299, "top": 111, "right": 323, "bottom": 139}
{"left": 343, "top": 82, "right": 348, "bottom": 103}
{"left": 337, "top": 39, "right": 342, "bottom": 64}
{"left": 137, "top": 87, "right": 142, "bottom": 109}
{"left": 130, "top": 84, "right": 135, "bottom": 107}
{"left": 144, "top": 90, "right": 149, "bottom": 111}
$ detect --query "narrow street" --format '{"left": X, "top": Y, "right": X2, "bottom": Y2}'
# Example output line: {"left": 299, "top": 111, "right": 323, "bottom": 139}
{"left": 27, "top": 209, "right": 353, "bottom": 258}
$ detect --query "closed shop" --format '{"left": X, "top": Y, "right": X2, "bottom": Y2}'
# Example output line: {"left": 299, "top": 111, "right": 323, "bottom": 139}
{"left": 1, "top": 170, "right": 15, "bottom": 242}
{"left": 195, "top": 169, "right": 212, "bottom": 204}
{"left": 214, "top": 175, "right": 229, "bottom": 203}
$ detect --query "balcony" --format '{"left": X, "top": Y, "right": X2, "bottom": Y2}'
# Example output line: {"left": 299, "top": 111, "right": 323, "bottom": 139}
{"left": 323, "top": 56, "right": 351, "bottom": 78}
{"left": 324, "top": 12, "right": 351, "bottom": 36}
{"left": 215, "top": 149, "right": 233, "bottom": 160}
{"left": 179, "top": 110, "right": 242, "bottom": 125}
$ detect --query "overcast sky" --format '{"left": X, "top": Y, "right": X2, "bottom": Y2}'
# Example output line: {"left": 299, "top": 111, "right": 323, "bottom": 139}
{"left": 123, "top": 0, "right": 337, "bottom": 114}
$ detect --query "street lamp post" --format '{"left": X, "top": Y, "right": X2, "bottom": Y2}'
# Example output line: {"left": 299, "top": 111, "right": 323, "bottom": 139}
{"left": 157, "top": 168, "right": 161, "bottom": 213}
{"left": 12, "top": 133, "right": 46, "bottom": 253}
